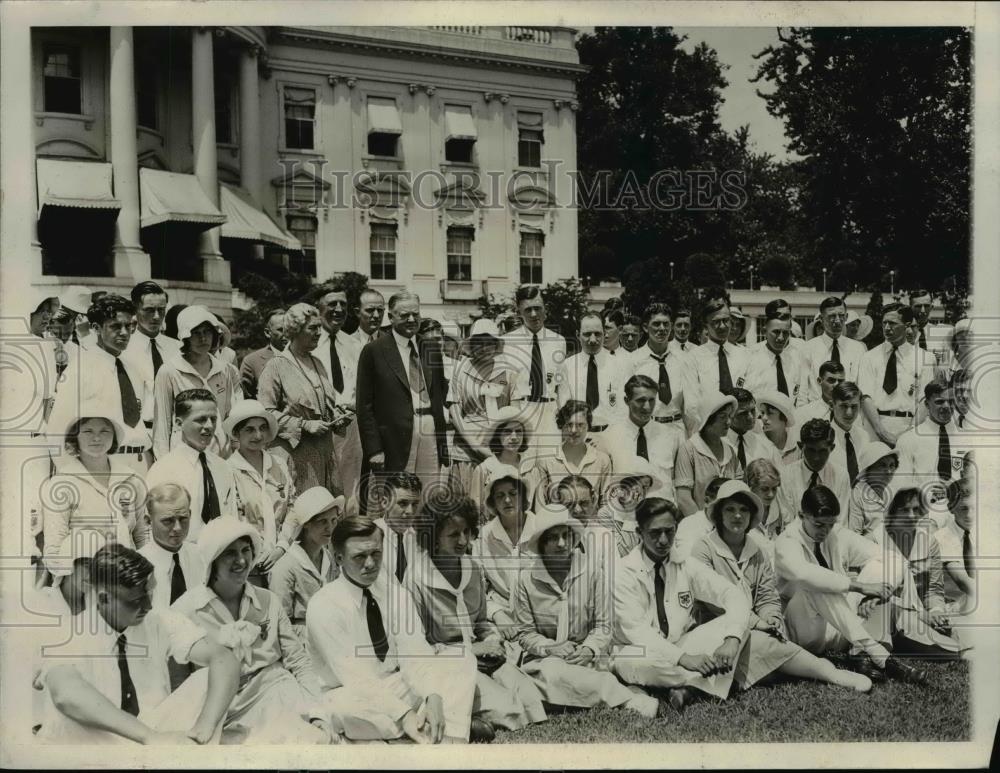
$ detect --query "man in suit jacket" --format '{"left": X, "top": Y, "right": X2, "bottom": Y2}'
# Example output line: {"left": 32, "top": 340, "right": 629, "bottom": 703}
{"left": 356, "top": 292, "right": 449, "bottom": 492}
{"left": 239, "top": 309, "right": 286, "bottom": 399}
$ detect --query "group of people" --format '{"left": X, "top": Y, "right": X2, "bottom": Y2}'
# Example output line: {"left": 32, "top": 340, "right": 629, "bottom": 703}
{"left": 24, "top": 277, "right": 977, "bottom": 745}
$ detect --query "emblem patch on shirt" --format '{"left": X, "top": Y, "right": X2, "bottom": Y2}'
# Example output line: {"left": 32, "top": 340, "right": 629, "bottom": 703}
{"left": 736, "top": 377, "right": 745, "bottom": 388}
{"left": 953, "top": 457, "right": 963, "bottom": 471}
{"left": 677, "top": 591, "right": 692, "bottom": 609}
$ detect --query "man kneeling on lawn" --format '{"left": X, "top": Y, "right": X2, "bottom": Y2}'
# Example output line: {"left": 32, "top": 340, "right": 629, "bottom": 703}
{"left": 610, "top": 497, "right": 751, "bottom": 712}
{"left": 35, "top": 544, "right": 240, "bottom": 744}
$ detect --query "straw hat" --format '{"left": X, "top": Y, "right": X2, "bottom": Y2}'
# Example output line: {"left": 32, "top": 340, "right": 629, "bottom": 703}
{"left": 222, "top": 399, "right": 278, "bottom": 441}
{"left": 285, "top": 486, "right": 345, "bottom": 542}
{"left": 756, "top": 390, "right": 797, "bottom": 428}
{"left": 522, "top": 503, "right": 585, "bottom": 555}
{"left": 695, "top": 392, "right": 738, "bottom": 434}
{"left": 196, "top": 517, "right": 263, "bottom": 586}
{"left": 708, "top": 480, "right": 765, "bottom": 531}
{"left": 177, "top": 305, "right": 223, "bottom": 341}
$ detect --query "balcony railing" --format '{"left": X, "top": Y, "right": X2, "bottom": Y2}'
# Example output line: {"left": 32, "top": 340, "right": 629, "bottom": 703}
{"left": 428, "top": 25, "right": 554, "bottom": 45}
{"left": 430, "top": 25, "right": 484, "bottom": 36}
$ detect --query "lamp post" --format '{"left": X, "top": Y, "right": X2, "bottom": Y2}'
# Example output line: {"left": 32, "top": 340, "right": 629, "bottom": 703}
{"left": 890, "top": 270, "right": 895, "bottom": 296}
{"left": 822, "top": 267, "right": 827, "bottom": 293}
{"left": 669, "top": 261, "right": 674, "bottom": 281}
{"left": 749, "top": 264, "right": 756, "bottom": 292}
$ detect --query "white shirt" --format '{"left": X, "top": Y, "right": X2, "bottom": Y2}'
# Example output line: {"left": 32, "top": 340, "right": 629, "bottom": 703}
{"left": 391, "top": 329, "right": 428, "bottom": 408}
{"left": 499, "top": 325, "right": 568, "bottom": 402}
{"left": 146, "top": 444, "right": 239, "bottom": 541}
{"left": 372, "top": 517, "right": 419, "bottom": 584}
{"left": 777, "top": 458, "right": 851, "bottom": 524}
{"left": 315, "top": 328, "right": 362, "bottom": 407}
{"left": 624, "top": 345, "right": 693, "bottom": 421}
{"left": 668, "top": 339, "right": 694, "bottom": 356}
{"left": 560, "top": 348, "right": 628, "bottom": 424}
{"left": 857, "top": 341, "right": 936, "bottom": 414}
{"left": 727, "top": 429, "right": 781, "bottom": 477}
{"left": 599, "top": 417, "right": 679, "bottom": 502}
{"left": 351, "top": 328, "right": 377, "bottom": 347}
{"left": 894, "top": 417, "right": 968, "bottom": 487}
{"left": 48, "top": 343, "right": 151, "bottom": 448}
{"left": 744, "top": 344, "right": 807, "bottom": 406}
{"left": 829, "top": 419, "right": 872, "bottom": 485}
{"left": 800, "top": 333, "right": 866, "bottom": 402}
{"left": 689, "top": 339, "right": 750, "bottom": 396}
{"left": 138, "top": 540, "right": 207, "bottom": 610}
{"left": 796, "top": 398, "right": 833, "bottom": 427}
{"left": 124, "top": 331, "right": 181, "bottom": 423}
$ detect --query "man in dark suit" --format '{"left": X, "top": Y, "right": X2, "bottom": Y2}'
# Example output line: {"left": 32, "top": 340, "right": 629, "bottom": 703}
{"left": 240, "top": 309, "right": 286, "bottom": 398}
{"left": 356, "top": 292, "right": 449, "bottom": 497}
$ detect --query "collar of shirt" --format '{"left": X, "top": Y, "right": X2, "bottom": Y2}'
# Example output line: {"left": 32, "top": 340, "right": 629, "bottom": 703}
{"left": 229, "top": 448, "right": 275, "bottom": 485}
{"left": 880, "top": 340, "right": 913, "bottom": 357}
{"left": 528, "top": 549, "right": 586, "bottom": 596}
{"left": 881, "top": 521, "right": 936, "bottom": 562}
{"left": 268, "top": 343, "right": 285, "bottom": 356}
{"left": 921, "top": 417, "right": 957, "bottom": 435}
{"left": 334, "top": 571, "right": 372, "bottom": 612}
{"left": 551, "top": 441, "right": 600, "bottom": 468}
{"left": 191, "top": 581, "right": 265, "bottom": 622}
{"left": 414, "top": 550, "right": 472, "bottom": 594}
{"left": 54, "top": 454, "right": 135, "bottom": 496}
{"left": 172, "top": 352, "right": 227, "bottom": 380}
{"left": 706, "top": 528, "right": 762, "bottom": 565}
{"left": 481, "top": 512, "right": 534, "bottom": 552}
{"left": 392, "top": 328, "right": 415, "bottom": 352}
{"left": 796, "top": 459, "right": 828, "bottom": 484}
{"left": 691, "top": 432, "right": 734, "bottom": 464}
{"left": 635, "top": 344, "right": 672, "bottom": 362}
{"left": 455, "top": 356, "right": 507, "bottom": 386}
{"left": 639, "top": 547, "right": 663, "bottom": 577}
{"left": 174, "top": 441, "right": 216, "bottom": 469}
{"left": 142, "top": 538, "right": 184, "bottom": 573}
{"left": 288, "top": 541, "right": 332, "bottom": 581}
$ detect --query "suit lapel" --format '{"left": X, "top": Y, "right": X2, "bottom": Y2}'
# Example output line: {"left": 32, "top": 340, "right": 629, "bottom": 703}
{"left": 382, "top": 333, "right": 410, "bottom": 391}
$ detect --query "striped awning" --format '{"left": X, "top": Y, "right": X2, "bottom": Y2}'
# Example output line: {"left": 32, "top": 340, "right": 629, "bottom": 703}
{"left": 139, "top": 168, "right": 227, "bottom": 230}
{"left": 219, "top": 184, "right": 301, "bottom": 250}
{"left": 36, "top": 159, "right": 121, "bottom": 216}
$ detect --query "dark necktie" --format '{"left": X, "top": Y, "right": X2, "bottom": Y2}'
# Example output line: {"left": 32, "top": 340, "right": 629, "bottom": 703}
{"left": 407, "top": 341, "right": 427, "bottom": 399}
{"left": 717, "top": 344, "right": 733, "bottom": 394}
{"left": 116, "top": 634, "right": 140, "bottom": 716}
{"left": 328, "top": 336, "right": 344, "bottom": 393}
{"left": 813, "top": 541, "right": 830, "bottom": 570}
{"left": 170, "top": 551, "right": 186, "bottom": 603}
{"left": 774, "top": 351, "right": 789, "bottom": 395}
{"left": 680, "top": 342, "right": 687, "bottom": 352}
{"left": 737, "top": 434, "right": 747, "bottom": 472}
{"left": 529, "top": 333, "right": 544, "bottom": 400}
{"left": 395, "top": 531, "right": 407, "bottom": 582}
{"left": 883, "top": 345, "right": 898, "bottom": 394}
{"left": 586, "top": 354, "right": 599, "bottom": 411}
{"left": 962, "top": 531, "right": 974, "bottom": 578}
{"left": 844, "top": 430, "right": 859, "bottom": 486}
{"left": 808, "top": 469, "right": 820, "bottom": 490}
{"left": 652, "top": 559, "right": 670, "bottom": 638}
{"left": 830, "top": 338, "right": 841, "bottom": 366}
{"left": 636, "top": 425, "right": 648, "bottom": 460}
{"left": 937, "top": 423, "right": 951, "bottom": 481}
{"left": 115, "top": 357, "right": 141, "bottom": 427}
{"left": 150, "top": 338, "right": 163, "bottom": 377}
{"left": 918, "top": 328, "right": 928, "bottom": 350}
{"left": 653, "top": 354, "right": 672, "bottom": 407}
{"left": 957, "top": 413, "right": 965, "bottom": 429}
{"left": 198, "top": 452, "right": 222, "bottom": 523}
{"left": 363, "top": 588, "right": 389, "bottom": 661}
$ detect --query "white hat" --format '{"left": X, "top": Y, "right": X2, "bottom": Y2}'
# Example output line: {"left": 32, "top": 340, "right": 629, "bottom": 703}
{"left": 790, "top": 320, "right": 803, "bottom": 339}
{"left": 756, "top": 390, "right": 797, "bottom": 428}
{"left": 614, "top": 455, "right": 664, "bottom": 495}
{"left": 470, "top": 318, "right": 501, "bottom": 339}
{"left": 223, "top": 399, "right": 278, "bottom": 441}
{"left": 857, "top": 441, "right": 899, "bottom": 474}
{"left": 25, "top": 287, "right": 59, "bottom": 318}
{"left": 522, "top": 502, "right": 585, "bottom": 555}
{"left": 707, "top": 480, "right": 765, "bottom": 531}
{"left": 63, "top": 409, "right": 126, "bottom": 447}
{"left": 177, "top": 305, "right": 223, "bottom": 342}
{"left": 196, "top": 517, "right": 263, "bottom": 586}
{"left": 695, "top": 392, "right": 738, "bottom": 434}
{"left": 58, "top": 285, "right": 93, "bottom": 315}
{"left": 729, "top": 306, "right": 746, "bottom": 321}
{"left": 845, "top": 310, "right": 873, "bottom": 341}
{"left": 439, "top": 319, "right": 461, "bottom": 340}
{"left": 285, "top": 486, "right": 345, "bottom": 542}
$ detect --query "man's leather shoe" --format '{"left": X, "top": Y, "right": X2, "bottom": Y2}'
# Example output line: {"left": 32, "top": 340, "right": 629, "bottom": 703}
{"left": 884, "top": 656, "right": 929, "bottom": 686}
{"left": 667, "top": 686, "right": 693, "bottom": 714}
{"left": 469, "top": 717, "right": 496, "bottom": 743}
{"left": 850, "top": 656, "right": 887, "bottom": 684}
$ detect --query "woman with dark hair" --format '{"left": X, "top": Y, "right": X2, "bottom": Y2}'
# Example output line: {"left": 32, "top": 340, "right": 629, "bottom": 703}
{"left": 172, "top": 518, "right": 333, "bottom": 744}
{"left": 42, "top": 413, "right": 147, "bottom": 585}
{"left": 536, "top": 399, "right": 612, "bottom": 508}
{"left": 152, "top": 306, "right": 243, "bottom": 460}
{"left": 163, "top": 304, "right": 187, "bottom": 342}
{"left": 406, "top": 496, "right": 546, "bottom": 739}
{"left": 690, "top": 481, "right": 872, "bottom": 692}
{"left": 469, "top": 406, "right": 542, "bottom": 510}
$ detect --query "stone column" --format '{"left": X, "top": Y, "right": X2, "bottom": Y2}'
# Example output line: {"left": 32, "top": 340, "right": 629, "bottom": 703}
{"left": 191, "top": 28, "right": 229, "bottom": 284}
{"left": 238, "top": 45, "right": 262, "bottom": 202}
{"left": 109, "top": 27, "right": 151, "bottom": 280}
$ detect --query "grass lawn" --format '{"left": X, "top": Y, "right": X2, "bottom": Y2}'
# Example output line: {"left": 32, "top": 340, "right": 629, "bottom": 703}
{"left": 494, "top": 658, "right": 969, "bottom": 743}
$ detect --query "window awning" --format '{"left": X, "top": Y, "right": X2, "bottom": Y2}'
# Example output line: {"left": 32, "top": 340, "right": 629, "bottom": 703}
{"left": 219, "top": 184, "right": 302, "bottom": 251}
{"left": 36, "top": 159, "right": 121, "bottom": 216}
{"left": 444, "top": 105, "right": 477, "bottom": 141}
{"left": 139, "top": 168, "right": 227, "bottom": 230}
{"left": 367, "top": 97, "right": 402, "bottom": 135}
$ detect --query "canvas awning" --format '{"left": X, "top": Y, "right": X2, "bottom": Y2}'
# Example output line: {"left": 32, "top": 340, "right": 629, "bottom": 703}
{"left": 36, "top": 159, "right": 120, "bottom": 216}
{"left": 219, "top": 184, "right": 301, "bottom": 250}
{"left": 367, "top": 97, "right": 402, "bottom": 135}
{"left": 139, "top": 168, "right": 227, "bottom": 230}
{"left": 444, "top": 105, "right": 477, "bottom": 141}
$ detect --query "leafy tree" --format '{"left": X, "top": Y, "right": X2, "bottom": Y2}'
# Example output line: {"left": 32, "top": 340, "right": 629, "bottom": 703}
{"left": 753, "top": 27, "right": 971, "bottom": 292}
{"left": 580, "top": 244, "right": 617, "bottom": 282}
{"left": 759, "top": 255, "right": 794, "bottom": 289}
{"left": 231, "top": 263, "right": 313, "bottom": 354}
{"left": 829, "top": 259, "right": 860, "bottom": 292}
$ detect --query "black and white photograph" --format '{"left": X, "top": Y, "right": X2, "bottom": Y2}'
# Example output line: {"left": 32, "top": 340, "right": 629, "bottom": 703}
{"left": 0, "top": 1, "right": 997, "bottom": 768}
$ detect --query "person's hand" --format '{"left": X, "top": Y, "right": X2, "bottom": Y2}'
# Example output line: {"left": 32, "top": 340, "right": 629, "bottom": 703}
{"left": 875, "top": 427, "right": 898, "bottom": 446}
{"left": 144, "top": 731, "right": 197, "bottom": 745}
{"left": 423, "top": 694, "right": 446, "bottom": 744}
{"left": 678, "top": 652, "right": 717, "bottom": 677}
{"left": 926, "top": 610, "right": 951, "bottom": 631}
{"left": 855, "top": 580, "right": 896, "bottom": 602}
{"left": 401, "top": 707, "right": 429, "bottom": 744}
{"left": 303, "top": 419, "right": 332, "bottom": 435}
{"left": 369, "top": 452, "right": 386, "bottom": 469}
{"left": 309, "top": 717, "right": 333, "bottom": 743}
{"left": 472, "top": 640, "right": 505, "bottom": 660}
{"left": 564, "top": 645, "right": 595, "bottom": 666}
{"left": 185, "top": 721, "right": 217, "bottom": 745}
{"left": 257, "top": 545, "right": 286, "bottom": 573}
{"left": 857, "top": 597, "right": 881, "bottom": 619}
{"left": 546, "top": 641, "right": 576, "bottom": 659}
{"left": 711, "top": 637, "right": 741, "bottom": 673}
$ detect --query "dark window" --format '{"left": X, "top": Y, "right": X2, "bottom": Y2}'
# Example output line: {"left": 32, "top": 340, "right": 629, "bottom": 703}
{"left": 215, "top": 71, "right": 235, "bottom": 144}
{"left": 135, "top": 59, "right": 157, "bottom": 130}
{"left": 446, "top": 227, "right": 473, "bottom": 280}
{"left": 519, "top": 232, "right": 543, "bottom": 284}
{"left": 286, "top": 215, "right": 317, "bottom": 276}
{"left": 43, "top": 45, "right": 82, "bottom": 114}
{"left": 518, "top": 129, "right": 542, "bottom": 168}
{"left": 284, "top": 87, "right": 315, "bottom": 150}
{"left": 367, "top": 132, "right": 398, "bottom": 157}
{"left": 445, "top": 138, "right": 475, "bottom": 164}
{"left": 370, "top": 224, "right": 397, "bottom": 280}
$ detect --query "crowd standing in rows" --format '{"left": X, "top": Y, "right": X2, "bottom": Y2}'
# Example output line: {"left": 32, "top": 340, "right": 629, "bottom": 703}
{"left": 25, "top": 279, "right": 977, "bottom": 745}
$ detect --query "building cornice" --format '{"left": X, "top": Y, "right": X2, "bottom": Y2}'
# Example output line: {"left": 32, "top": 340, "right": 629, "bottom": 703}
{"left": 271, "top": 27, "right": 588, "bottom": 78}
